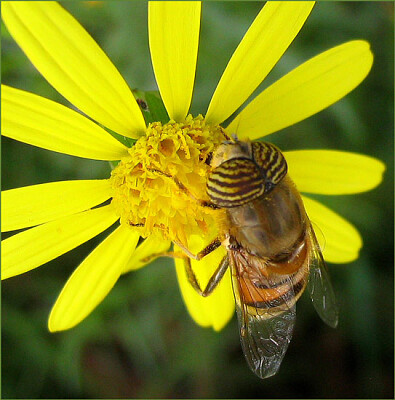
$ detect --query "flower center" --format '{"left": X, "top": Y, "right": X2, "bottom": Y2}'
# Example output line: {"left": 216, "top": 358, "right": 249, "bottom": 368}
{"left": 110, "top": 115, "right": 228, "bottom": 246}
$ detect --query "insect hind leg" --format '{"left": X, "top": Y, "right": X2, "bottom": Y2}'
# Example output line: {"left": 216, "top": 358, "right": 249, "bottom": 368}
{"left": 184, "top": 254, "right": 229, "bottom": 297}
{"left": 141, "top": 237, "right": 228, "bottom": 297}
{"left": 174, "top": 237, "right": 222, "bottom": 261}
{"left": 140, "top": 237, "right": 221, "bottom": 264}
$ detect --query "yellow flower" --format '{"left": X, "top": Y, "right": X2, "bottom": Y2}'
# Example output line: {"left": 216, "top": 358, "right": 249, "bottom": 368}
{"left": 1, "top": 1, "right": 384, "bottom": 333}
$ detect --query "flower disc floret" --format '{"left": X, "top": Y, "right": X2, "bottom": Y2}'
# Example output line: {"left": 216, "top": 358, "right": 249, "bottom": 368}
{"left": 110, "top": 115, "right": 227, "bottom": 246}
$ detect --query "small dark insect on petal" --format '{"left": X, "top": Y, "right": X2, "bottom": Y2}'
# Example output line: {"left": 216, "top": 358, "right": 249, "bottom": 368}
{"left": 137, "top": 98, "right": 148, "bottom": 110}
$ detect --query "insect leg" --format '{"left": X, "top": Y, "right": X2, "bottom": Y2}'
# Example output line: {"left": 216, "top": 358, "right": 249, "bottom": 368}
{"left": 184, "top": 254, "right": 229, "bottom": 297}
{"left": 174, "top": 237, "right": 221, "bottom": 260}
{"left": 140, "top": 237, "right": 221, "bottom": 263}
{"left": 147, "top": 168, "right": 219, "bottom": 209}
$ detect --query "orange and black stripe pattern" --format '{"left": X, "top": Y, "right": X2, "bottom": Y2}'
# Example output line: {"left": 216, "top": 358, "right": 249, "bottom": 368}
{"left": 238, "top": 266, "right": 307, "bottom": 311}
{"left": 230, "top": 231, "right": 309, "bottom": 317}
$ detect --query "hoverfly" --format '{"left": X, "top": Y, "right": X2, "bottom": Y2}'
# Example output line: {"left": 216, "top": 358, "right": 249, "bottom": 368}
{"left": 150, "top": 139, "right": 339, "bottom": 379}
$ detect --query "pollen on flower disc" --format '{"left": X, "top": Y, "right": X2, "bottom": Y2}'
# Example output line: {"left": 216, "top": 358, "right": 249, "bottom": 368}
{"left": 110, "top": 115, "right": 227, "bottom": 247}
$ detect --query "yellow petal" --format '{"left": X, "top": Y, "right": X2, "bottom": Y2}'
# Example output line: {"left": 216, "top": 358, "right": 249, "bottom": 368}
{"left": 206, "top": 1, "right": 314, "bottom": 125}
{"left": 148, "top": 1, "right": 201, "bottom": 121}
{"left": 285, "top": 150, "right": 385, "bottom": 195}
{"left": 2, "top": 179, "right": 112, "bottom": 232}
{"left": 1, "top": 205, "right": 118, "bottom": 280}
{"left": 2, "top": 2, "right": 145, "bottom": 137}
{"left": 49, "top": 226, "right": 139, "bottom": 332}
{"left": 229, "top": 40, "right": 374, "bottom": 139}
{"left": 302, "top": 195, "right": 362, "bottom": 263}
{"left": 1, "top": 86, "right": 129, "bottom": 160}
{"left": 122, "top": 234, "right": 171, "bottom": 274}
{"left": 175, "top": 235, "right": 234, "bottom": 331}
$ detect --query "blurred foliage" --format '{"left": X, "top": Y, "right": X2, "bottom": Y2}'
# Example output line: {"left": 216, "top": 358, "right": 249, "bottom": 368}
{"left": 1, "top": 1, "right": 394, "bottom": 398}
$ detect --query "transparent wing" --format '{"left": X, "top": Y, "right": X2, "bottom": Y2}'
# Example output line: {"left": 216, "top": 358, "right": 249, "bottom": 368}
{"left": 307, "top": 224, "right": 339, "bottom": 328}
{"left": 230, "top": 252, "right": 297, "bottom": 379}
{"left": 235, "top": 300, "right": 295, "bottom": 379}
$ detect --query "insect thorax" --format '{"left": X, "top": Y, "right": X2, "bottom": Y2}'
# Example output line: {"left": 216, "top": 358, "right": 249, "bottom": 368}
{"left": 226, "top": 176, "right": 307, "bottom": 259}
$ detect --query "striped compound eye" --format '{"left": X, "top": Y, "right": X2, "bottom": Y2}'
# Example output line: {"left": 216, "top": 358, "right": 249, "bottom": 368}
{"left": 206, "top": 157, "right": 265, "bottom": 208}
{"left": 252, "top": 142, "right": 288, "bottom": 192}
{"left": 206, "top": 141, "right": 288, "bottom": 208}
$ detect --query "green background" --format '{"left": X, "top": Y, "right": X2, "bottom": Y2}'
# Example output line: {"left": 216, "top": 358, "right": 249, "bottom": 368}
{"left": 2, "top": 1, "right": 394, "bottom": 398}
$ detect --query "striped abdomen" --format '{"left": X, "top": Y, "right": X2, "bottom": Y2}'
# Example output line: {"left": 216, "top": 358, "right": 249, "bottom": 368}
{"left": 230, "top": 234, "right": 309, "bottom": 317}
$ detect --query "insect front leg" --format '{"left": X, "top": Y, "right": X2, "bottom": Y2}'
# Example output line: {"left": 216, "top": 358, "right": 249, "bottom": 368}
{"left": 184, "top": 254, "right": 229, "bottom": 297}
{"left": 144, "top": 168, "right": 227, "bottom": 296}
{"left": 147, "top": 168, "right": 219, "bottom": 209}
